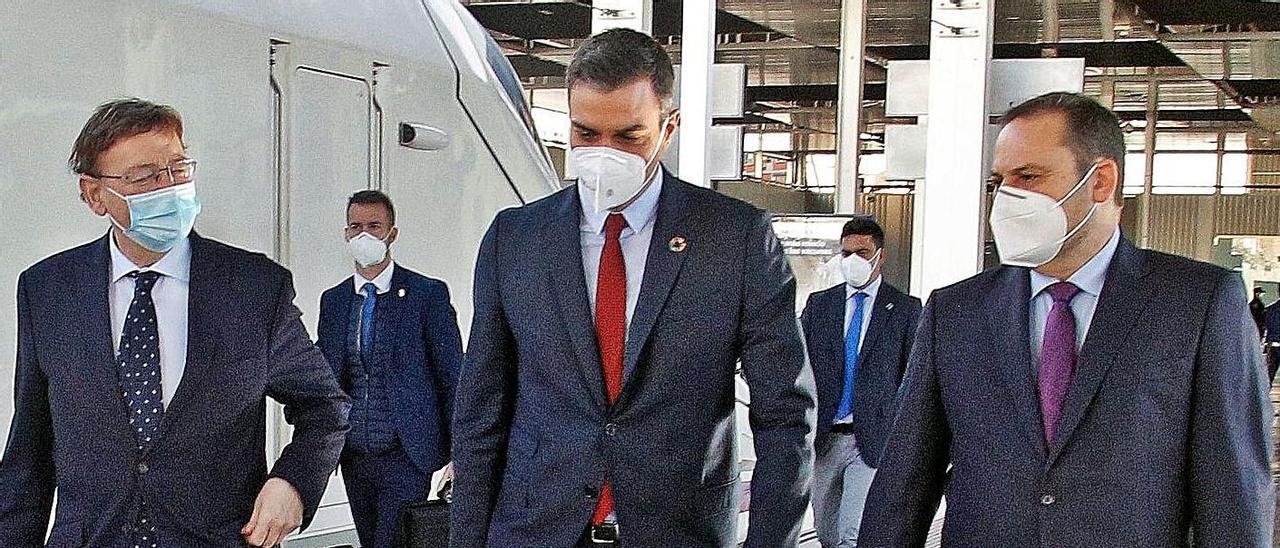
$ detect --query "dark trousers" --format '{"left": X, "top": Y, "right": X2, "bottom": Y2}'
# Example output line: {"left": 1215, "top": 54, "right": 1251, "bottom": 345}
{"left": 342, "top": 446, "right": 431, "bottom": 548}
{"left": 1268, "top": 346, "right": 1279, "bottom": 386}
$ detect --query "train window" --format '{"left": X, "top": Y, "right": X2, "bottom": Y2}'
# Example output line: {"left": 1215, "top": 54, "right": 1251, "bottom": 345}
{"left": 481, "top": 33, "right": 540, "bottom": 143}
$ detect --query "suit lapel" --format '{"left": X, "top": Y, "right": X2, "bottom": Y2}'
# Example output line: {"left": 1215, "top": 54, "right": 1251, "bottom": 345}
{"left": 159, "top": 234, "right": 220, "bottom": 440}
{"left": 987, "top": 266, "right": 1048, "bottom": 456}
{"left": 73, "top": 235, "right": 129, "bottom": 418}
{"left": 1048, "top": 237, "right": 1153, "bottom": 464}
{"left": 858, "top": 283, "right": 896, "bottom": 364}
{"left": 376, "top": 267, "right": 409, "bottom": 357}
{"left": 544, "top": 190, "right": 608, "bottom": 410}
{"left": 332, "top": 278, "right": 355, "bottom": 365}
{"left": 620, "top": 177, "right": 691, "bottom": 394}
{"left": 829, "top": 288, "right": 848, "bottom": 374}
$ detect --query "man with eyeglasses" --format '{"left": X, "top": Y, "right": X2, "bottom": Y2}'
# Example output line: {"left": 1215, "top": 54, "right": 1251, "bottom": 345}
{"left": 316, "top": 190, "right": 463, "bottom": 547}
{"left": 0, "top": 98, "right": 351, "bottom": 547}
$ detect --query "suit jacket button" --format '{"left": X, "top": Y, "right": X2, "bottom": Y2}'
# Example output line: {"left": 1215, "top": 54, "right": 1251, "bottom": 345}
{"left": 137, "top": 462, "right": 150, "bottom": 474}
{"left": 120, "top": 525, "right": 131, "bottom": 533}
{"left": 1041, "top": 494, "right": 1056, "bottom": 506}
{"left": 604, "top": 423, "right": 618, "bottom": 436}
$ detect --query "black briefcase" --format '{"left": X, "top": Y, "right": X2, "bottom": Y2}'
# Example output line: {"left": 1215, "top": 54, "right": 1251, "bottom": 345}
{"left": 402, "top": 480, "right": 451, "bottom": 548}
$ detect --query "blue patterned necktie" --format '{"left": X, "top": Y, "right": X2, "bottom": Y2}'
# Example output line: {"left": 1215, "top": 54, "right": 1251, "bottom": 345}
{"left": 360, "top": 283, "right": 377, "bottom": 359}
{"left": 117, "top": 270, "right": 163, "bottom": 547}
{"left": 836, "top": 291, "right": 868, "bottom": 422}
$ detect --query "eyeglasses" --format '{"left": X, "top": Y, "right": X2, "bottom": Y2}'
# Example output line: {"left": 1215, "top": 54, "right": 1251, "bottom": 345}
{"left": 93, "top": 159, "right": 198, "bottom": 191}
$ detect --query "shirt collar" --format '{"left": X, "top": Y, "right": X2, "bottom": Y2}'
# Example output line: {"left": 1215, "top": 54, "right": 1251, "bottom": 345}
{"left": 1029, "top": 227, "right": 1120, "bottom": 301}
{"left": 354, "top": 261, "right": 396, "bottom": 295}
{"left": 109, "top": 232, "right": 192, "bottom": 284}
{"left": 579, "top": 168, "right": 664, "bottom": 236}
{"left": 845, "top": 275, "right": 882, "bottom": 303}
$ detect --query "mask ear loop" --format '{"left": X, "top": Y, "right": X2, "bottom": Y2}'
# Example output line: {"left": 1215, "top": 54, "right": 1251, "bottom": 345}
{"left": 640, "top": 114, "right": 673, "bottom": 176}
{"left": 1052, "top": 162, "right": 1101, "bottom": 208}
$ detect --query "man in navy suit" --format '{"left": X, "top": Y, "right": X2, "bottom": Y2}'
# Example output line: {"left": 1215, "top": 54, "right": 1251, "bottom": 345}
{"left": 860, "top": 92, "right": 1275, "bottom": 547}
{"left": 800, "top": 217, "right": 920, "bottom": 548}
{"left": 317, "top": 190, "right": 463, "bottom": 547}
{"left": 451, "top": 29, "right": 817, "bottom": 548}
{"left": 0, "top": 98, "right": 350, "bottom": 547}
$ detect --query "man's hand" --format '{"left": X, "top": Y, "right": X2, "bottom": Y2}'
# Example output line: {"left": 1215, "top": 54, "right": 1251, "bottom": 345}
{"left": 241, "top": 477, "right": 304, "bottom": 547}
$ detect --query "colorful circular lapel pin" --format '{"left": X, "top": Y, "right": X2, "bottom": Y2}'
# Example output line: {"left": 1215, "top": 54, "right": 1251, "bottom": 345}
{"left": 669, "top": 236, "right": 688, "bottom": 253}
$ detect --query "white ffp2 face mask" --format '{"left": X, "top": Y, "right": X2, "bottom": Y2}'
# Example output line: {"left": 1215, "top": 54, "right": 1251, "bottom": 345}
{"left": 347, "top": 232, "right": 389, "bottom": 268}
{"left": 568, "top": 116, "right": 670, "bottom": 212}
{"left": 989, "top": 163, "right": 1100, "bottom": 268}
{"left": 841, "top": 249, "right": 881, "bottom": 288}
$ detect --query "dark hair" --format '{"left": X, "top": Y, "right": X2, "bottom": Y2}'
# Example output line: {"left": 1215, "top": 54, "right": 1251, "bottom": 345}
{"left": 1256, "top": 287, "right": 1266, "bottom": 294}
{"left": 1002, "top": 92, "right": 1126, "bottom": 204}
{"left": 348, "top": 190, "right": 396, "bottom": 225}
{"left": 841, "top": 216, "right": 885, "bottom": 249}
{"left": 70, "top": 98, "right": 184, "bottom": 176}
{"left": 566, "top": 28, "right": 675, "bottom": 111}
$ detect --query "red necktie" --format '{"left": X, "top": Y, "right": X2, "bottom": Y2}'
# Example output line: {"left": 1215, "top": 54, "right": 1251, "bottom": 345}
{"left": 592, "top": 213, "right": 627, "bottom": 524}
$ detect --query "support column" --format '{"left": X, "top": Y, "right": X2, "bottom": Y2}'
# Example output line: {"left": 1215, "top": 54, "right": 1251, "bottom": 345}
{"left": 1140, "top": 76, "right": 1158, "bottom": 248}
{"left": 677, "top": 0, "right": 716, "bottom": 187}
{"left": 1043, "top": 0, "right": 1060, "bottom": 44}
{"left": 1099, "top": 0, "right": 1116, "bottom": 40}
{"left": 911, "top": 0, "right": 996, "bottom": 297}
{"left": 592, "top": 0, "right": 654, "bottom": 34}
{"left": 834, "top": 0, "right": 870, "bottom": 213}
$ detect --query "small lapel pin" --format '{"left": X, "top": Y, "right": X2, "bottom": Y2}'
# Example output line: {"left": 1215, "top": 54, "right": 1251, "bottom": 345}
{"left": 669, "top": 236, "right": 688, "bottom": 253}
{"left": 397, "top": 288, "right": 406, "bottom": 298}
{"left": 886, "top": 302, "right": 894, "bottom": 310}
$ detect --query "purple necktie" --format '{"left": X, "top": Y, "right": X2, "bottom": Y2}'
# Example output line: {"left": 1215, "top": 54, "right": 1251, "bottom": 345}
{"left": 1039, "top": 282, "right": 1080, "bottom": 444}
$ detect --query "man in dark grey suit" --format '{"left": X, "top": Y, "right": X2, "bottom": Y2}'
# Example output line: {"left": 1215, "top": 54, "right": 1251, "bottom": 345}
{"left": 801, "top": 217, "right": 920, "bottom": 548}
{"left": 860, "top": 92, "right": 1274, "bottom": 547}
{"left": 451, "top": 29, "right": 816, "bottom": 548}
{"left": 0, "top": 99, "right": 350, "bottom": 547}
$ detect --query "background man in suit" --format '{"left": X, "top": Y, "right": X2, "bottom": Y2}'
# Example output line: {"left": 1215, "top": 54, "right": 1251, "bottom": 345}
{"left": 0, "top": 98, "right": 350, "bottom": 547}
{"left": 451, "top": 28, "right": 817, "bottom": 548}
{"left": 800, "top": 217, "right": 920, "bottom": 548}
{"left": 1251, "top": 287, "right": 1268, "bottom": 338}
{"left": 317, "top": 190, "right": 463, "bottom": 547}
{"left": 860, "top": 92, "right": 1274, "bottom": 547}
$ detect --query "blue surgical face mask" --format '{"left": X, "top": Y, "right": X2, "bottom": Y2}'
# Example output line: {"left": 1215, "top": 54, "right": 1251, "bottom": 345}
{"left": 106, "top": 183, "right": 202, "bottom": 252}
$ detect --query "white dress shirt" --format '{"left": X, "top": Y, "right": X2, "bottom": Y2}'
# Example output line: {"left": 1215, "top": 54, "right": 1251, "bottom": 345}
{"left": 580, "top": 169, "right": 663, "bottom": 329}
{"left": 843, "top": 275, "right": 882, "bottom": 344}
{"left": 835, "top": 275, "right": 881, "bottom": 424}
{"left": 1029, "top": 228, "right": 1121, "bottom": 362}
{"left": 109, "top": 233, "right": 191, "bottom": 407}
{"left": 353, "top": 261, "right": 396, "bottom": 296}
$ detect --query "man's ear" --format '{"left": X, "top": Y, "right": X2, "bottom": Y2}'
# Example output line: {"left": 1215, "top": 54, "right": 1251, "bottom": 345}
{"left": 80, "top": 176, "right": 109, "bottom": 216}
{"left": 1091, "top": 158, "right": 1120, "bottom": 204}
{"left": 667, "top": 109, "right": 682, "bottom": 132}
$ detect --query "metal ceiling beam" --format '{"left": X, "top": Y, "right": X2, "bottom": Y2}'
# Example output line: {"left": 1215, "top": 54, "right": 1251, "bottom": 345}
{"left": 1162, "top": 31, "right": 1280, "bottom": 42}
